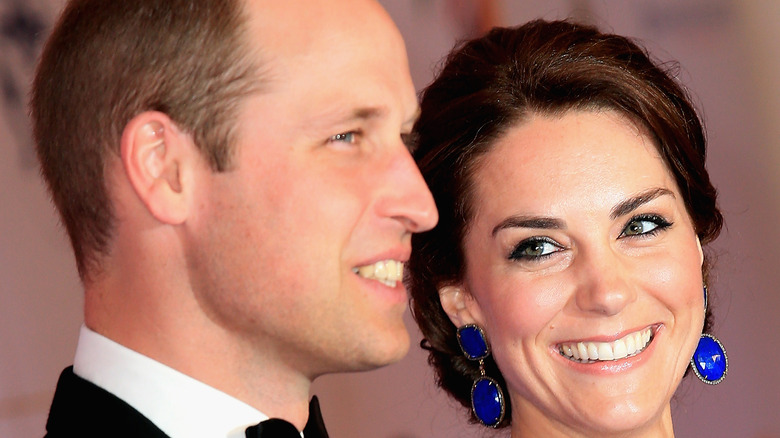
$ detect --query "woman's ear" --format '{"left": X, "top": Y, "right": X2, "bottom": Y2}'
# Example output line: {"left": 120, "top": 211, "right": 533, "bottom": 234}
{"left": 696, "top": 236, "right": 704, "bottom": 266}
{"left": 439, "top": 285, "right": 484, "bottom": 328}
{"left": 120, "top": 111, "right": 197, "bottom": 225}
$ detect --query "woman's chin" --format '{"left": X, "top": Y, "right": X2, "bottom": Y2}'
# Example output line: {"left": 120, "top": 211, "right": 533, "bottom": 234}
{"left": 556, "top": 400, "right": 672, "bottom": 437}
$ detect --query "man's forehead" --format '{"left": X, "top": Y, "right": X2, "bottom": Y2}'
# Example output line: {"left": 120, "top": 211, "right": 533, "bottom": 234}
{"left": 242, "top": 0, "right": 389, "bottom": 47}
{"left": 237, "top": 0, "right": 416, "bottom": 126}
{"left": 240, "top": 0, "right": 405, "bottom": 72}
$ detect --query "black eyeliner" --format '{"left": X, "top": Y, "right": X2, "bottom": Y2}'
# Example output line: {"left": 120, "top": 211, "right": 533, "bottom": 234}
{"left": 621, "top": 213, "right": 673, "bottom": 238}
{"left": 508, "top": 236, "right": 563, "bottom": 261}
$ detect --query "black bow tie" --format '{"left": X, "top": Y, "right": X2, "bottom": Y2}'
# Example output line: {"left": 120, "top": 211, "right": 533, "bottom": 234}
{"left": 245, "top": 396, "right": 329, "bottom": 438}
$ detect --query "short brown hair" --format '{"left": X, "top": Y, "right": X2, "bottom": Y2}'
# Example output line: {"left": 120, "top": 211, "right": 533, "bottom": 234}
{"left": 31, "top": 0, "right": 260, "bottom": 280}
{"left": 407, "top": 19, "right": 722, "bottom": 428}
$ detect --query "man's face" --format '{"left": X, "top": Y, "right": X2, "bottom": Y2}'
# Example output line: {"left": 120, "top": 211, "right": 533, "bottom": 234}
{"left": 185, "top": 0, "right": 437, "bottom": 378}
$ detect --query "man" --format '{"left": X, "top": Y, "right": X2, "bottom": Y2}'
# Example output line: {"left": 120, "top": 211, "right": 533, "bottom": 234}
{"left": 31, "top": 0, "right": 437, "bottom": 436}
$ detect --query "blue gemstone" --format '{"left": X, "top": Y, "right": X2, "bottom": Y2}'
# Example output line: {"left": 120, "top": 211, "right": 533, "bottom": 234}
{"left": 472, "top": 378, "right": 503, "bottom": 427}
{"left": 458, "top": 325, "right": 488, "bottom": 360}
{"left": 693, "top": 335, "right": 727, "bottom": 383}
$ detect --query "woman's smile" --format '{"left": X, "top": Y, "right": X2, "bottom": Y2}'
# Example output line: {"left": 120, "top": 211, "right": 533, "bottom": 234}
{"left": 557, "top": 325, "right": 656, "bottom": 363}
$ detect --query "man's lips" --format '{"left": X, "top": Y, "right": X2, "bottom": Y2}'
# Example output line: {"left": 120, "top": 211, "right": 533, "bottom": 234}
{"left": 352, "top": 260, "right": 404, "bottom": 287}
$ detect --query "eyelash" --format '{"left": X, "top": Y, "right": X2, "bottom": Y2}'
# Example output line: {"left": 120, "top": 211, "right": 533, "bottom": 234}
{"left": 328, "top": 130, "right": 361, "bottom": 145}
{"left": 328, "top": 130, "right": 417, "bottom": 153}
{"left": 508, "top": 236, "right": 564, "bottom": 261}
{"left": 507, "top": 214, "right": 673, "bottom": 262}
{"left": 619, "top": 214, "right": 673, "bottom": 239}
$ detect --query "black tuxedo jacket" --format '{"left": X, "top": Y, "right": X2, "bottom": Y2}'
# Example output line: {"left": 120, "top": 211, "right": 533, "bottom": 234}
{"left": 44, "top": 366, "right": 329, "bottom": 438}
{"left": 44, "top": 366, "right": 169, "bottom": 437}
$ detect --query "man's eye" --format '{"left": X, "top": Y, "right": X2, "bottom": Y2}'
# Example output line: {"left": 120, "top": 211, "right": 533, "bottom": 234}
{"left": 329, "top": 131, "right": 358, "bottom": 144}
{"left": 620, "top": 215, "right": 672, "bottom": 238}
{"left": 509, "top": 237, "right": 563, "bottom": 261}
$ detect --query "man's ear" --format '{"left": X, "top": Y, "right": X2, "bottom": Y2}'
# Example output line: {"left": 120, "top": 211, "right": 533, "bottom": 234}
{"left": 439, "top": 285, "right": 484, "bottom": 328}
{"left": 120, "top": 111, "right": 195, "bottom": 225}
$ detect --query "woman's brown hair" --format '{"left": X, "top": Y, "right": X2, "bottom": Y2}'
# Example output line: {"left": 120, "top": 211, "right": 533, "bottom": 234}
{"left": 407, "top": 19, "right": 722, "bottom": 428}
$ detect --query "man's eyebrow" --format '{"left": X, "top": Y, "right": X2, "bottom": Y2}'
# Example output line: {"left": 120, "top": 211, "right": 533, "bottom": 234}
{"left": 316, "top": 105, "right": 418, "bottom": 130}
{"left": 351, "top": 106, "right": 386, "bottom": 121}
{"left": 610, "top": 187, "right": 675, "bottom": 220}
{"left": 492, "top": 216, "right": 565, "bottom": 237}
{"left": 307, "top": 106, "right": 386, "bottom": 134}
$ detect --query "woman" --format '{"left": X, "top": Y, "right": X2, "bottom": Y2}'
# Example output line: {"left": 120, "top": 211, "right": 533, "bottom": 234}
{"left": 407, "top": 19, "right": 728, "bottom": 437}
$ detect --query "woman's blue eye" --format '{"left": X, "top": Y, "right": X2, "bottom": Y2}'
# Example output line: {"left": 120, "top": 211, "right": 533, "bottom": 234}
{"left": 509, "top": 237, "right": 562, "bottom": 260}
{"left": 620, "top": 215, "right": 672, "bottom": 237}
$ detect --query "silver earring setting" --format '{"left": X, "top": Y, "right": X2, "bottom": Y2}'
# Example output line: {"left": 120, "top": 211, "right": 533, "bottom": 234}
{"left": 456, "top": 324, "right": 505, "bottom": 427}
{"left": 690, "top": 286, "right": 728, "bottom": 385}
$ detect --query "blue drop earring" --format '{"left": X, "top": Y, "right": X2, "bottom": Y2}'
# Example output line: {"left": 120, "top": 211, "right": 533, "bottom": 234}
{"left": 691, "top": 286, "right": 728, "bottom": 385}
{"left": 456, "top": 324, "right": 505, "bottom": 427}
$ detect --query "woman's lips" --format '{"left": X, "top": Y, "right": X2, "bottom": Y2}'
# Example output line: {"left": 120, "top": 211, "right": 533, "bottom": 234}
{"left": 557, "top": 326, "right": 656, "bottom": 363}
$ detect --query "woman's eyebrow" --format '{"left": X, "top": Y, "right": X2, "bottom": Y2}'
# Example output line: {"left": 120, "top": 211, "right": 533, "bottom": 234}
{"left": 492, "top": 216, "right": 565, "bottom": 237}
{"left": 490, "top": 188, "right": 675, "bottom": 237}
{"left": 610, "top": 188, "right": 675, "bottom": 220}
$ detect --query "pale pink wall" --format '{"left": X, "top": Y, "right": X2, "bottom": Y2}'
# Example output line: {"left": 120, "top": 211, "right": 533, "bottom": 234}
{"left": 2, "top": 1, "right": 777, "bottom": 437}
{"left": 1, "top": 1, "right": 82, "bottom": 436}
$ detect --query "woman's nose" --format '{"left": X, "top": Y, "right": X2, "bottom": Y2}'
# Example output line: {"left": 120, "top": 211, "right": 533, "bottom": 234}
{"left": 573, "top": 249, "right": 637, "bottom": 316}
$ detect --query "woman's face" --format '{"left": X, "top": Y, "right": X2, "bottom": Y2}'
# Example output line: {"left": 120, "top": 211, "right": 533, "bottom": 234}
{"left": 443, "top": 110, "right": 705, "bottom": 435}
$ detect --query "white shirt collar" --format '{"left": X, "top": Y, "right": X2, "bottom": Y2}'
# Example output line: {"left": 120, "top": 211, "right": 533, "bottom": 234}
{"left": 73, "top": 325, "right": 274, "bottom": 438}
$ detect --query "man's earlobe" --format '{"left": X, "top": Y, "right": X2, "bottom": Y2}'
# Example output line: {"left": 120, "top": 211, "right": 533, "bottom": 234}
{"left": 438, "top": 285, "right": 481, "bottom": 328}
{"left": 120, "top": 111, "right": 193, "bottom": 224}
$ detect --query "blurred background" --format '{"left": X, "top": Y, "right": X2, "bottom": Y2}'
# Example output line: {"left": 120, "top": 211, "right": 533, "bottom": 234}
{"left": 2, "top": 0, "right": 778, "bottom": 436}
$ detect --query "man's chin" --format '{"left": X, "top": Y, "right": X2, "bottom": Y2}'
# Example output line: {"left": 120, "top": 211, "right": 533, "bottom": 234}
{"left": 347, "top": 329, "right": 411, "bottom": 373}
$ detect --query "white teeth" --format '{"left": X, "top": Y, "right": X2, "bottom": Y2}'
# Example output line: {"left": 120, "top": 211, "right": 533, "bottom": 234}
{"left": 612, "top": 339, "right": 627, "bottom": 360}
{"left": 352, "top": 260, "right": 404, "bottom": 287}
{"left": 587, "top": 343, "right": 599, "bottom": 360}
{"left": 597, "top": 343, "right": 614, "bottom": 360}
{"left": 559, "top": 327, "right": 654, "bottom": 363}
{"left": 374, "top": 261, "right": 387, "bottom": 279}
{"left": 577, "top": 343, "right": 588, "bottom": 361}
{"left": 625, "top": 333, "right": 636, "bottom": 355}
